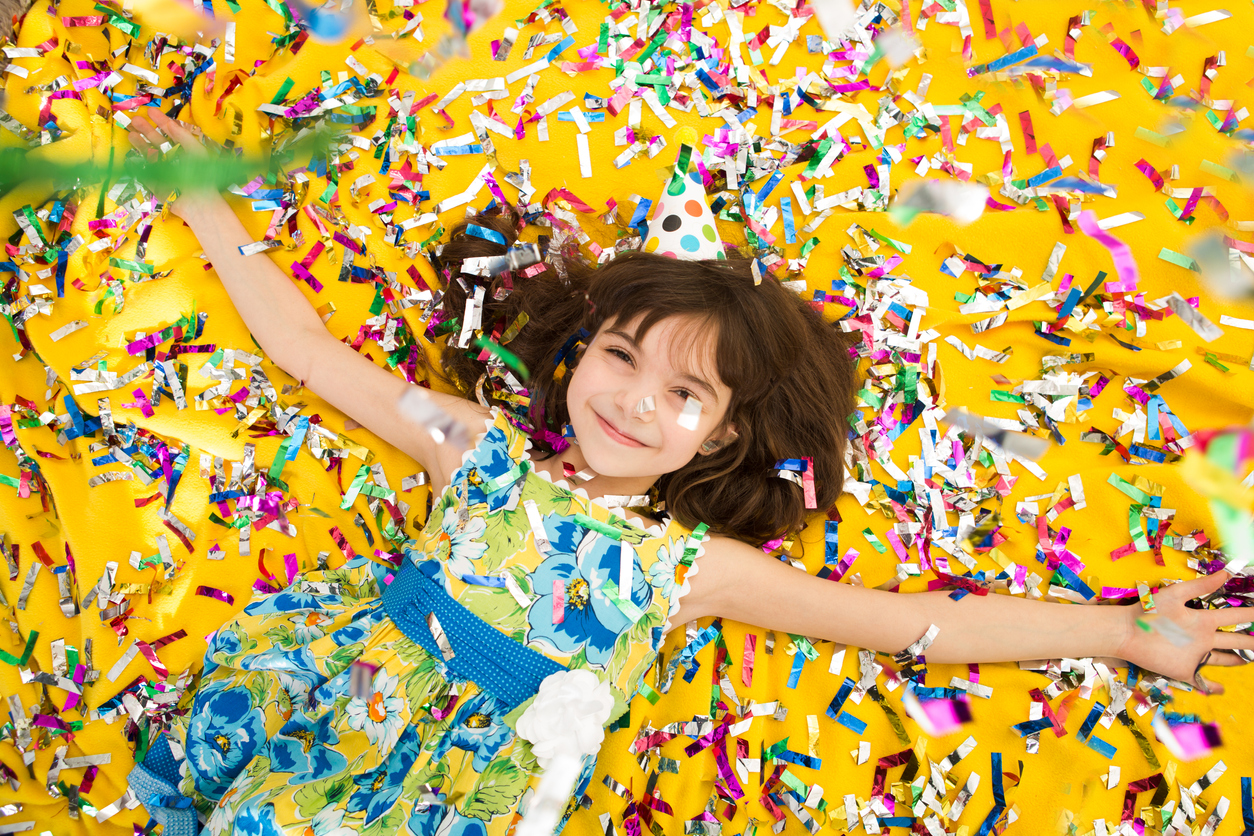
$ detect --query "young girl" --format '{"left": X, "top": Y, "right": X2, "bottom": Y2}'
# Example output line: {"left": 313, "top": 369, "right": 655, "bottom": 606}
{"left": 123, "top": 110, "right": 1252, "bottom": 836}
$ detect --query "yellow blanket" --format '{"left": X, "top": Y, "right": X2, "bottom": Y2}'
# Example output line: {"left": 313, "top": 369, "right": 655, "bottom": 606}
{"left": 2, "top": 0, "right": 1254, "bottom": 832}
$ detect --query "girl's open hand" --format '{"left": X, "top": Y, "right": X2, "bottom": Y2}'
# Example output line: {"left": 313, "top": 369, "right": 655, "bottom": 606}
{"left": 125, "top": 108, "right": 218, "bottom": 220}
{"left": 1114, "top": 571, "right": 1254, "bottom": 694}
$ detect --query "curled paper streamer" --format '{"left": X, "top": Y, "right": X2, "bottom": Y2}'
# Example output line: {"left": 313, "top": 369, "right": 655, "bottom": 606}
{"left": 941, "top": 408, "right": 1051, "bottom": 461}
{"left": 633, "top": 396, "right": 655, "bottom": 415}
{"left": 889, "top": 180, "right": 990, "bottom": 226}
{"left": 1076, "top": 210, "right": 1139, "bottom": 291}
{"left": 396, "top": 388, "right": 471, "bottom": 452}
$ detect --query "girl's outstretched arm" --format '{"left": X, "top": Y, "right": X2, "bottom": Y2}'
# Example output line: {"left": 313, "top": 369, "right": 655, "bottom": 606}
{"left": 127, "top": 110, "right": 490, "bottom": 490}
{"left": 680, "top": 535, "right": 1253, "bottom": 687}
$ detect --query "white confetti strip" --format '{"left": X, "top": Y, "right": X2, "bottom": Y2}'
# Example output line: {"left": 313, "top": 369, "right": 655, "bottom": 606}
{"left": 677, "top": 396, "right": 702, "bottom": 430}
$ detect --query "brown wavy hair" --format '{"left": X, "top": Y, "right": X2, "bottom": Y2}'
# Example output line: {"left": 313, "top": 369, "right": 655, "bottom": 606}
{"left": 430, "top": 204, "right": 861, "bottom": 546}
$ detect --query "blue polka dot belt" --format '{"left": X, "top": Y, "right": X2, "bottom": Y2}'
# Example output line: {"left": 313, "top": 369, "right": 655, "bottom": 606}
{"left": 381, "top": 557, "right": 567, "bottom": 713}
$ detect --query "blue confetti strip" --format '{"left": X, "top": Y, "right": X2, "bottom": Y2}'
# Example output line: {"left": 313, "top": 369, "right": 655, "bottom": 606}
{"left": 1012, "top": 717, "right": 1054, "bottom": 737}
{"left": 835, "top": 711, "right": 867, "bottom": 734}
{"left": 824, "top": 520, "right": 839, "bottom": 566}
{"left": 1077, "top": 701, "right": 1105, "bottom": 742}
{"left": 1086, "top": 736, "right": 1116, "bottom": 759}
{"left": 1240, "top": 776, "right": 1253, "bottom": 836}
{"left": 786, "top": 652, "right": 805, "bottom": 688}
{"left": 825, "top": 677, "right": 855, "bottom": 721}
{"left": 976, "top": 752, "right": 1006, "bottom": 836}
{"left": 466, "top": 224, "right": 507, "bottom": 245}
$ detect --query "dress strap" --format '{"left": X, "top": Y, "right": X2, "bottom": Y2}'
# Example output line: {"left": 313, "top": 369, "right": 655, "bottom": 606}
{"left": 381, "top": 558, "right": 566, "bottom": 713}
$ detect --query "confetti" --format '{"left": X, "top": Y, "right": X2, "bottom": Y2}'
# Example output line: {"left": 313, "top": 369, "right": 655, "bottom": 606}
{"left": 3, "top": 1, "right": 1254, "bottom": 833}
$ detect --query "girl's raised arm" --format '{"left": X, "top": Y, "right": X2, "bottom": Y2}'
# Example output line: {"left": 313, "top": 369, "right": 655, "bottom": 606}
{"left": 680, "top": 534, "right": 1253, "bottom": 689}
{"left": 127, "top": 109, "right": 489, "bottom": 491}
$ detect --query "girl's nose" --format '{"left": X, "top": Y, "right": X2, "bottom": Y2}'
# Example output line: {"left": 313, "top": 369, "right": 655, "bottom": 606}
{"left": 616, "top": 385, "right": 657, "bottom": 421}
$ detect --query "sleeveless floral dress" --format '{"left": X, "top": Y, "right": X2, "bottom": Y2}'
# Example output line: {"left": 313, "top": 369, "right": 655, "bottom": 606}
{"left": 164, "top": 407, "right": 704, "bottom": 836}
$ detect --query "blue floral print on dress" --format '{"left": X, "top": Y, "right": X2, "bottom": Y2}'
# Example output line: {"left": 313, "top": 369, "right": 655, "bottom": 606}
{"left": 460, "top": 423, "right": 523, "bottom": 512}
{"left": 524, "top": 514, "right": 653, "bottom": 667}
{"left": 240, "top": 647, "right": 325, "bottom": 696}
{"left": 208, "top": 627, "right": 242, "bottom": 658}
{"left": 242, "top": 587, "right": 329, "bottom": 617}
{"left": 346, "top": 725, "right": 424, "bottom": 824}
{"left": 430, "top": 692, "right": 514, "bottom": 770}
{"left": 269, "top": 713, "right": 349, "bottom": 784}
{"left": 231, "top": 800, "right": 283, "bottom": 836}
{"left": 185, "top": 687, "right": 268, "bottom": 802}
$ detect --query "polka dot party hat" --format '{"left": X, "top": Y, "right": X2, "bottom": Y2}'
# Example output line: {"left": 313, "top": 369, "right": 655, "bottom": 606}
{"left": 642, "top": 144, "right": 726, "bottom": 261}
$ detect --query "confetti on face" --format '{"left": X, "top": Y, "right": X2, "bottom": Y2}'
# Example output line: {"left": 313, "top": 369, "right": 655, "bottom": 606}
{"left": 677, "top": 396, "right": 702, "bottom": 431}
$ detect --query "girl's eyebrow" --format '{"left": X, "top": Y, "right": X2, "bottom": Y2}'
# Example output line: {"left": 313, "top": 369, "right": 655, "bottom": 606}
{"left": 605, "top": 328, "right": 719, "bottom": 404}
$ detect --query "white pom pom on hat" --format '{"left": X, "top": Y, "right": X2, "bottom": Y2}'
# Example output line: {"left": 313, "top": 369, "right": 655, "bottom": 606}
{"left": 641, "top": 144, "right": 726, "bottom": 261}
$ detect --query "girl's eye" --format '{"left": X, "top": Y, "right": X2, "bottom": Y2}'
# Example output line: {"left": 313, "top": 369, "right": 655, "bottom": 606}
{"left": 607, "top": 347, "right": 633, "bottom": 364}
{"left": 674, "top": 389, "right": 695, "bottom": 401}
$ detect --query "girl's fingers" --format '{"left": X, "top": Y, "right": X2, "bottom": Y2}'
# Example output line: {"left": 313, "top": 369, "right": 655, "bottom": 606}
{"left": 149, "top": 109, "right": 198, "bottom": 142}
{"left": 1198, "top": 678, "right": 1225, "bottom": 696}
{"left": 1209, "top": 607, "right": 1254, "bottom": 628}
{"left": 127, "top": 110, "right": 208, "bottom": 160}
{"left": 1212, "top": 630, "right": 1254, "bottom": 652}
{"left": 1152, "top": 572, "right": 1229, "bottom": 607}
{"left": 1178, "top": 571, "right": 1230, "bottom": 599}
{"left": 1202, "top": 649, "right": 1249, "bottom": 667}
{"left": 127, "top": 116, "right": 164, "bottom": 147}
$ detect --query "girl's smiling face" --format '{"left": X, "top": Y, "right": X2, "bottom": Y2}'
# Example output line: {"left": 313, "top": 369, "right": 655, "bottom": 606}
{"left": 564, "top": 314, "right": 737, "bottom": 491}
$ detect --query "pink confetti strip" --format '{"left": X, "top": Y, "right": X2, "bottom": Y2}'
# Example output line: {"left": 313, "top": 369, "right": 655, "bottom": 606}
{"left": 195, "top": 586, "right": 235, "bottom": 605}
{"left": 1077, "top": 210, "right": 1139, "bottom": 292}
{"left": 741, "top": 634, "right": 756, "bottom": 688}
{"left": 801, "top": 457, "right": 817, "bottom": 509}
{"left": 552, "top": 579, "right": 564, "bottom": 624}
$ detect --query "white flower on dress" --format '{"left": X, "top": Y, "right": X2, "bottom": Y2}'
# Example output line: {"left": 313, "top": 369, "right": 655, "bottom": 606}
{"left": 290, "top": 610, "right": 331, "bottom": 644}
{"left": 516, "top": 669, "right": 614, "bottom": 769}
{"left": 203, "top": 785, "right": 241, "bottom": 835}
{"left": 277, "top": 671, "right": 314, "bottom": 707}
{"left": 647, "top": 539, "right": 685, "bottom": 601}
{"left": 440, "top": 506, "right": 488, "bottom": 580}
{"left": 345, "top": 668, "right": 406, "bottom": 757}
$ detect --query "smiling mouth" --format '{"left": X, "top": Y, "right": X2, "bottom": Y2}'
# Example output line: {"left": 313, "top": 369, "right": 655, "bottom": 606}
{"left": 595, "top": 412, "right": 646, "bottom": 447}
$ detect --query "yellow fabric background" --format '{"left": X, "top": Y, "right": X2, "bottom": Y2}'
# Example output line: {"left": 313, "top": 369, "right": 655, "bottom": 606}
{"left": 1, "top": 0, "right": 1254, "bottom": 833}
